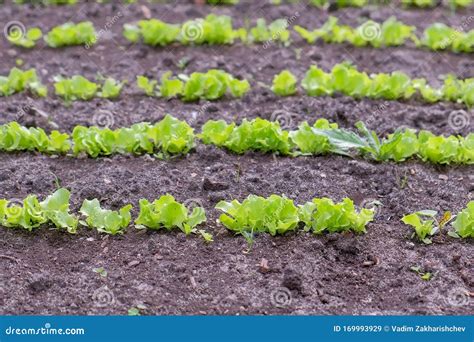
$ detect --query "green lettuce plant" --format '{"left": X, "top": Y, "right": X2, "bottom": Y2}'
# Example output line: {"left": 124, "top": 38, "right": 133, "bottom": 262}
{"left": 451, "top": 201, "right": 474, "bottom": 238}
{"left": 135, "top": 194, "right": 206, "bottom": 234}
{"left": 299, "top": 197, "right": 374, "bottom": 234}
{"left": 200, "top": 118, "right": 292, "bottom": 155}
{"left": 401, "top": 210, "right": 439, "bottom": 244}
{"left": 44, "top": 21, "right": 97, "bottom": 47}
{"left": 0, "top": 122, "right": 70, "bottom": 154}
{"left": 80, "top": 199, "right": 132, "bottom": 235}
{"left": 72, "top": 114, "right": 195, "bottom": 158}
{"left": 137, "top": 70, "right": 249, "bottom": 101}
{"left": 40, "top": 188, "right": 78, "bottom": 233}
{"left": 298, "top": 63, "right": 474, "bottom": 107}
{"left": 216, "top": 194, "right": 299, "bottom": 237}
{"left": 249, "top": 18, "right": 290, "bottom": 45}
{"left": 0, "top": 67, "right": 47, "bottom": 97}
{"left": 0, "top": 195, "right": 46, "bottom": 231}
{"left": 54, "top": 75, "right": 124, "bottom": 101}
{"left": 271, "top": 70, "right": 297, "bottom": 96}
{"left": 7, "top": 27, "right": 43, "bottom": 48}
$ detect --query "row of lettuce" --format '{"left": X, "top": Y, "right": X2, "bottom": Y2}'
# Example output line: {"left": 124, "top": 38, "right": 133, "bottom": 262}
{"left": 7, "top": 16, "right": 474, "bottom": 54}
{"left": 280, "top": 0, "right": 473, "bottom": 9}
{"left": 1, "top": 115, "right": 473, "bottom": 165}
{"left": 11, "top": 0, "right": 236, "bottom": 5}
{"left": 10, "top": 0, "right": 474, "bottom": 9}
{"left": 1, "top": 188, "right": 472, "bottom": 242}
{"left": 2, "top": 66, "right": 474, "bottom": 107}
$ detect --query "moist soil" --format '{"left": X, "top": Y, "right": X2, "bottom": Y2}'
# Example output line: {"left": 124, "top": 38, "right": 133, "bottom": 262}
{"left": 0, "top": 1, "right": 473, "bottom": 315}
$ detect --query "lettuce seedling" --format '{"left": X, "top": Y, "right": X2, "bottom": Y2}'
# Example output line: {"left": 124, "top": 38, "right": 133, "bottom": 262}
{"left": 420, "top": 23, "right": 473, "bottom": 53}
{"left": 44, "top": 21, "right": 97, "bottom": 47}
{"left": 181, "top": 70, "right": 250, "bottom": 101}
{"left": 451, "top": 201, "right": 474, "bottom": 238}
{"left": 0, "top": 68, "right": 47, "bottom": 97}
{"left": 200, "top": 118, "right": 292, "bottom": 155}
{"left": 137, "top": 76, "right": 158, "bottom": 96}
{"left": 123, "top": 20, "right": 180, "bottom": 46}
{"left": 125, "top": 15, "right": 242, "bottom": 46}
{"left": 80, "top": 199, "right": 132, "bottom": 235}
{"left": 418, "top": 131, "right": 462, "bottom": 164}
{"left": 40, "top": 188, "right": 78, "bottom": 233}
{"left": 0, "top": 195, "right": 46, "bottom": 231}
{"left": 147, "top": 114, "right": 196, "bottom": 156}
{"left": 401, "top": 210, "right": 439, "bottom": 244}
{"left": 138, "top": 70, "right": 249, "bottom": 101}
{"left": 135, "top": 194, "right": 206, "bottom": 235}
{"left": 249, "top": 19, "right": 290, "bottom": 45}
{"left": 402, "top": 0, "right": 435, "bottom": 7}
{"left": 299, "top": 197, "right": 374, "bottom": 234}
{"left": 98, "top": 78, "right": 126, "bottom": 99}
{"left": 271, "top": 70, "right": 297, "bottom": 96}
{"left": 72, "top": 115, "right": 194, "bottom": 158}
{"left": 179, "top": 14, "right": 239, "bottom": 45}
{"left": 216, "top": 194, "right": 299, "bottom": 236}
{"left": 290, "top": 119, "right": 338, "bottom": 155}
{"left": 299, "top": 63, "right": 473, "bottom": 107}
{"left": 0, "top": 122, "right": 70, "bottom": 154}
{"left": 7, "top": 27, "right": 43, "bottom": 48}
{"left": 72, "top": 126, "right": 115, "bottom": 157}
{"left": 54, "top": 75, "right": 98, "bottom": 101}
{"left": 295, "top": 16, "right": 416, "bottom": 49}
{"left": 159, "top": 72, "right": 183, "bottom": 98}
{"left": 54, "top": 75, "right": 124, "bottom": 101}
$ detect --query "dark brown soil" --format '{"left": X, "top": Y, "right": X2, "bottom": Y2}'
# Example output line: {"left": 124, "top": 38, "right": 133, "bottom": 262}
{"left": 0, "top": 1, "right": 473, "bottom": 315}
